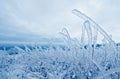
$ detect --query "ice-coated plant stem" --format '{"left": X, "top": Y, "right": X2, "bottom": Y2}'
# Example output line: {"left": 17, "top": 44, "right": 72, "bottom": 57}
{"left": 72, "top": 9, "right": 116, "bottom": 49}
{"left": 83, "top": 20, "right": 93, "bottom": 58}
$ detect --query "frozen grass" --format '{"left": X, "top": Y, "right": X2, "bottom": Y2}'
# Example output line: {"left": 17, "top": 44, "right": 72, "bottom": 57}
{"left": 0, "top": 9, "right": 120, "bottom": 79}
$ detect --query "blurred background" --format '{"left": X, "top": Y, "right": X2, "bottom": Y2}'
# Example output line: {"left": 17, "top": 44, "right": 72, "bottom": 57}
{"left": 0, "top": 0, "right": 120, "bottom": 43}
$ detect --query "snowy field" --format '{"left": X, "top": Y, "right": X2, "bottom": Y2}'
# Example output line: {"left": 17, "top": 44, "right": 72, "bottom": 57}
{"left": 0, "top": 9, "right": 120, "bottom": 79}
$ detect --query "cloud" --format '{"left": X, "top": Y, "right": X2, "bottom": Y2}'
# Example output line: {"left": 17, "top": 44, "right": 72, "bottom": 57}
{"left": 0, "top": 0, "right": 120, "bottom": 42}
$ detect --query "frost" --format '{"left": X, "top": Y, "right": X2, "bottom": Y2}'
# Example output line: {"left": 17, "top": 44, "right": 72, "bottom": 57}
{"left": 0, "top": 9, "right": 120, "bottom": 79}
{"left": 72, "top": 9, "right": 115, "bottom": 44}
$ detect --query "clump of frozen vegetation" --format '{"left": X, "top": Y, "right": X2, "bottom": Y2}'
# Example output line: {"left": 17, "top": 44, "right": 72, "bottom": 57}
{"left": 0, "top": 9, "right": 120, "bottom": 79}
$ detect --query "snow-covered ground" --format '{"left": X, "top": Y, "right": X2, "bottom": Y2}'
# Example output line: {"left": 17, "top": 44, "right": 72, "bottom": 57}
{"left": 0, "top": 43, "right": 120, "bottom": 79}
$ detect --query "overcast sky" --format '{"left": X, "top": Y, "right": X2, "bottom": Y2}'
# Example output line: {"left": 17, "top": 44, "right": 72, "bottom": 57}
{"left": 0, "top": 0, "right": 120, "bottom": 42}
